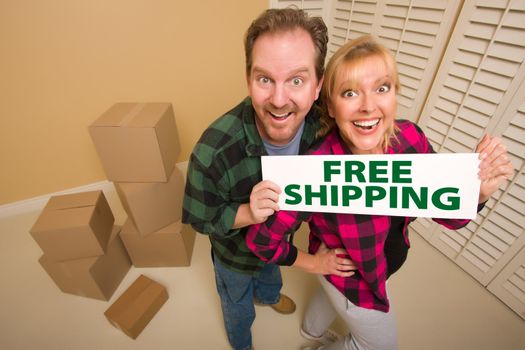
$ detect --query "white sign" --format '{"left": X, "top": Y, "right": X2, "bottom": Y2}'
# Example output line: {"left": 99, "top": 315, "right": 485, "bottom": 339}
{"left": 262, "top": 154, "right": 481, "bottom": 219}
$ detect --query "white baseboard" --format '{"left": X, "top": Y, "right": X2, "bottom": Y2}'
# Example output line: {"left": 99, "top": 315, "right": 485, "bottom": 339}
{"left": 0, "top": 160, "right": 189, "bottom": 220}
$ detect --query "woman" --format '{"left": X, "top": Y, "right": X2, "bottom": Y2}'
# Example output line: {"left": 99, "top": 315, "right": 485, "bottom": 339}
{"left": 246, "top": 35, "right": 513, "bottom": 350}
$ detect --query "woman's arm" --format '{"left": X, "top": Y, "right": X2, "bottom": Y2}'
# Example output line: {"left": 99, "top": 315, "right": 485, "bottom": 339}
{"left": 246, "top": 210, "right": 304, "bottom": 264}
{"left": 293, "top": 244, "right": 356, "bottom": 276}
{"left": 246, "top": 211, "right": 355, "bottom": 276}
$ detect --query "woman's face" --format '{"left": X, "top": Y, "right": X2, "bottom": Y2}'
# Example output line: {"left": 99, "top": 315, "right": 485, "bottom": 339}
{"left": 328, "top": 55, "right": 397, "bottom": 154}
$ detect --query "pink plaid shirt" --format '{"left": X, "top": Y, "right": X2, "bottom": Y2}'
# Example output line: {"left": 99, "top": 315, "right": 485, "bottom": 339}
{"left": 246, "top": 120, "right": 473, "bottom": 312}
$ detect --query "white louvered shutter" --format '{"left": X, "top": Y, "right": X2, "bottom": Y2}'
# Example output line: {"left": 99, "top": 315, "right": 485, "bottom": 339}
{"left": 327, "top": 0, "right": 378, "bottom": 54}
{"left": 414, "top": 0, "right": 525, "bottom": 304}
{"left": 487, "top": 245, "right": 525, "bottom": 320}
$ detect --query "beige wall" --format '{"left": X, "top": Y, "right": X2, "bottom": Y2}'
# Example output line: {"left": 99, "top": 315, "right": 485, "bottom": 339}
{"left": 0, "top": 0, "right": 268, "bottom": 205}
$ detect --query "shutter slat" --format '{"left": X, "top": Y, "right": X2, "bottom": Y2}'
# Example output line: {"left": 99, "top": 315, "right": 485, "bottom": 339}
{"left": 458, "top": 105, "right": 491, "bottom": 127}
{"left": 503, "top": 276, "right": 525, "bottom": 303}
{"left": 504, "top": 9, "right": 525, "bottom": 29}
{"left": 487, "top": 42, "right": 525, "bottom": 63}
{"left": 444, "top": 75, "right": 470, "bottom": 93}
{"left": 482, "top": 56, "right": 521, "bottom": 77}
{"left": 472, "top": 235, "right": 503, "bottom": 260}
{"left": 439, "top": 233, "right": 462, "bottom": 253}
{"left": 462, "top": 248, "right": 492, "bottom": 272}
{"left": 430, "top": 107, "right": 455, "bottom": 125}
{"left": 516, "top": 265, "right": 525, "bottom": 281}
{"left": 404, "top": 19, "right": 441, "bottom": 35}
{"left": 464, "top": 22, "right": 496, "bottom": 40}
{"left": 462, "top": 35, "right": 490, "bottom": 55}
{"left": 470, "top": 7, "right": 504, "bottom": 25}
{"left": 463, "top": 95, "right": 497, "bottom": 116}
{"left": 470, "top": 82, "right": 505, "bottom": 104}
{"left": 455, "top": 49, "right": 483, "bottom": 68}
{"left": 466, "top": 243, "right": 497, "bottom": 266}
{"left": 495, "top": 202, "right": 525, "bottom": 235}
{"left": 479, "top": 228, "right": 509, "bottom": 254}
{"left": 449, "top": 62, "right": 476, "bottom": 81}
{"left": 448, "top": 128, "right": 478, "bottom": 149}
{"left": 484, "top": 218, "right": 518, "bottom": 246}
{"left": 476, "top": 70, "right": 512, "bottom": 91}
{"left": 496, "top": 27, "right": 525, "bottom": 46}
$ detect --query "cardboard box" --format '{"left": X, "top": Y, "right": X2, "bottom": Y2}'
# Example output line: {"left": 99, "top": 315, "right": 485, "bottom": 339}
{"left": 38, "top": 226, "right": 131, "bottom": 301}
{"left": 89, "top": 102, "right": 180, "bottom": 182}
{"left": 120, "top": 219, "right": 196, "bottom": 267}
{"left": 115, "top": 166, "right": 184, "bottom": 235}
{"left": 104, "top": 274, "right": 168, "bottom": 339}
{"left": 30, "top": 190, "right": 114, "bottom": 261}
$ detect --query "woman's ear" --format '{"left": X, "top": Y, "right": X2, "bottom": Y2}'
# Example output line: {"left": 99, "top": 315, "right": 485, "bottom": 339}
{"left": 327, "top": 101, "right": 335, "bottom": 119}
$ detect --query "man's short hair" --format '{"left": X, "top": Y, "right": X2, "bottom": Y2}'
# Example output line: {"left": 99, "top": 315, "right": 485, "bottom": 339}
{"left": 244, "top": 8, "right": 328, "bottom": 81}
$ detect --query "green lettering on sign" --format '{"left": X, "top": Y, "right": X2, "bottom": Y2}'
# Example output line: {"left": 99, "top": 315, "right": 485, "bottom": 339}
{"left": 432, "top": 187, "right": 460, "bottom": 210}
{"left": 284, "top": 184, "right": 301, "bottom": 205}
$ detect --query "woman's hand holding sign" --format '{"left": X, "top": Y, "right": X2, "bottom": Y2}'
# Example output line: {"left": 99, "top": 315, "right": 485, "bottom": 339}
{"left": 477, "top": 134, "right": 514, "bottom": 204}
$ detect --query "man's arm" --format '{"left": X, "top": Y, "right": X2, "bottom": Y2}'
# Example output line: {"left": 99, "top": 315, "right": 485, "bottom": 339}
{"left": 183, "top": 154, "right": 283, "bottom": 236}
{"left": 182, "top": 157, "right": 241, "bottom": 237}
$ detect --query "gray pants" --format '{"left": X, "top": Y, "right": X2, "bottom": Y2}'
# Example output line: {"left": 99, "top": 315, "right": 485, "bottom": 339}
{"left": 302, "top": 275, "right": 398, "bottom": 350}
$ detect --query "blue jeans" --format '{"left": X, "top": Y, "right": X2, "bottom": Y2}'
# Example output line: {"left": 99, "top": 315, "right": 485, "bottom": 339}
{"left": 213, "top": 254, "right": 282, "bottom": 350}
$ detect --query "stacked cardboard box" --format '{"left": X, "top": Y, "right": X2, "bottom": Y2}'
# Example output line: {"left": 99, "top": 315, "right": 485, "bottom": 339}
{"left": 30, "top": 191, "right": 131, "bottom": 301}
{"left": 89, "top": 102, "right": 196, "bottom": 267}
{"left": 120, "top": 219, "right": 195, "bottom": 267}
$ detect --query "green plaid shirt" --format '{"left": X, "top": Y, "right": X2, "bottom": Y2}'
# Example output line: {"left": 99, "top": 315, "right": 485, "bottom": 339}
{"left": 182, "top": 97, "right": 320, "bottom": 276}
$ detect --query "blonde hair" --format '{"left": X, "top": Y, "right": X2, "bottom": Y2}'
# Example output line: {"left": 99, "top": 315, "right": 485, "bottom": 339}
{"left": 317, "top": 35, "right": 400, "bottom": 151}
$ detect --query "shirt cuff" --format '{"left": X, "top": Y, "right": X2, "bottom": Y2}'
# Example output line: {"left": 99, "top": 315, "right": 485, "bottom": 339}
{"left": 218, "top": 202, "right": 241, "bottom": 234}
{"left": 477, "top": 200, "right": 487, "bottom": 213}
{"left": 280, "top": 245, "right": 298, "bottom": 266}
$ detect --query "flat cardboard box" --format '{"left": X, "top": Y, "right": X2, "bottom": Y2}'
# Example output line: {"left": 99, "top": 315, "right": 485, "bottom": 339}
{"left": 115, "top": 166, "right": 184, "bottom": 235}
{"left": 30, "top": 190, "right": 114, "bottom": 261}
{"left": 89, "top": 102, "right": 180, "bottom": 182}
{"left": 120, "top": 219, "right": 196, "bottom": 267}
{"left": 104, "top": 274, "right": 168, "bottom": 339}
{"left": 38, "top": 226, "right": 131, "bottom": 301}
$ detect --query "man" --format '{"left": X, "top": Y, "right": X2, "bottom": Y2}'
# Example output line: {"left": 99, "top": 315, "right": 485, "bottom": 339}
{"left": 183, "top": 8, "right": 330, "bottom": 350}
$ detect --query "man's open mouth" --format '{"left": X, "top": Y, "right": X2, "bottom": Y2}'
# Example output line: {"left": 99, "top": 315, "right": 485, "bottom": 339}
{"left": 270, "top": 111, "right": 292, "bottom": 120}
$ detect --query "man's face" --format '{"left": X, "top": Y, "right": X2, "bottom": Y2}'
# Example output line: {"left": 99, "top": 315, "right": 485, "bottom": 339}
{"left": 247, "top": 29, "right": 322, "bottom": 146}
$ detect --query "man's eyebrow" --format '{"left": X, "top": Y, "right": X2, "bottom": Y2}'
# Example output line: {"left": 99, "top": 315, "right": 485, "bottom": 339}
{"left": 251, "top": 66, "right": 312, "bottom": 76}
